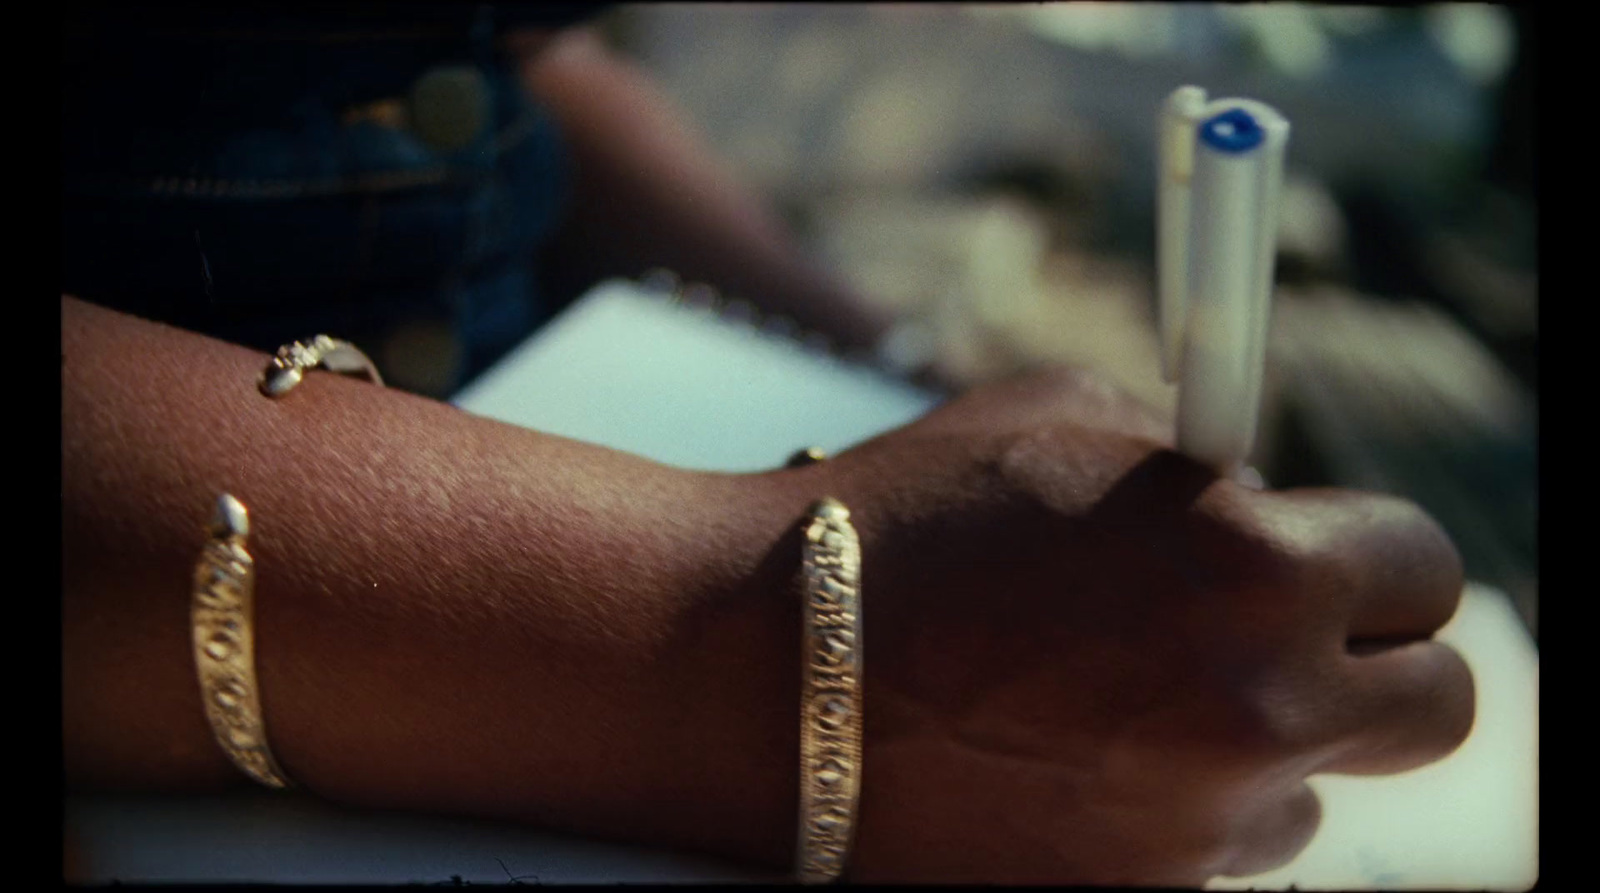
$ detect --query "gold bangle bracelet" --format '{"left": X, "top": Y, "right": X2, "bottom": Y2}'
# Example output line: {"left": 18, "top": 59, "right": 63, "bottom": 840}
{"left": 259, "top": 335, "right": 383, "bottom": 397}
{"left": 796, "top": 496, "right": 864, "bottom": 884}
{"left": 192, "top": 493, "right": 294, "bottom": 789}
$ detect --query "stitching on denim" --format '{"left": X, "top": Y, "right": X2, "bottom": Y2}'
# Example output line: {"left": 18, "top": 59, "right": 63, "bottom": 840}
{"left": 104, "top": 27, "right": 469, "bottom": 44}
{"left": 65, "top": 107, "right": 542, "bottom": 200}
{"left": 150, "top": 168, "right": 455, "bottom": 199}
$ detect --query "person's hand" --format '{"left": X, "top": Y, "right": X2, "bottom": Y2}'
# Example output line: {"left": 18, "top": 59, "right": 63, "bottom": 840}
{"left": 791, "top": 367, "right": 1473, "bottom": 885}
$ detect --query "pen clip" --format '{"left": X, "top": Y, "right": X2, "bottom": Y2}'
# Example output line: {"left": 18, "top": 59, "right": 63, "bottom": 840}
{"left": 1157, "top": 86, "right": 1207, "bottom": 383}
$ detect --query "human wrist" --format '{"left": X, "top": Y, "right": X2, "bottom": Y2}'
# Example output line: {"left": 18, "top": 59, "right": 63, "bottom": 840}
{"left": 257, "top": 460, "right": 826, "bottom": 870}
{"left": 631, "top": 467, "right": 820, "bottom": 868}
{"left": 606, "top": 462, "right": 872, "bottom": 872}
{"left": 62, "top": 300, "right": 847, "bottom": 870}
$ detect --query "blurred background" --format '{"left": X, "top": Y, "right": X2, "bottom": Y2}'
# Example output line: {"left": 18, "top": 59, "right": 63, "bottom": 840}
{"left": 595, "top": 3, "right": 1537, "bottom": 634}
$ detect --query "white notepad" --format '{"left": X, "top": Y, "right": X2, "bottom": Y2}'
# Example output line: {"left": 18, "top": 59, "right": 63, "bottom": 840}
{"left": 452, "top": 279, "right": 942, "bottom": 471}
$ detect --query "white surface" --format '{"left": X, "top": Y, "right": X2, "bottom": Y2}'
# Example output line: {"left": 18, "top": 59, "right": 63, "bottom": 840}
{"left": 452, "top": 280, "right": 941, "bottom": 471}
{"left": 66, "top": 283, "right": 1537, "bottom": 886}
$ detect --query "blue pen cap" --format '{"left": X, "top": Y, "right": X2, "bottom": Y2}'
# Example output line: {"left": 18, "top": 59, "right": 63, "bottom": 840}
{"left": 1199, "top": 108, "right": 1265, "bottom": 153}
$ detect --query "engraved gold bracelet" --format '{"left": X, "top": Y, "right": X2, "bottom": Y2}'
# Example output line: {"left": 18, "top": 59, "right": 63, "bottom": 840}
{"left": 796, "top": 495, "right": 864, "bottom": 884}
{"left": 192, "top": 493, "right": 294, "bottom": 789}
{"left": 259, "top": 334, "right": 383, "bottom": 397}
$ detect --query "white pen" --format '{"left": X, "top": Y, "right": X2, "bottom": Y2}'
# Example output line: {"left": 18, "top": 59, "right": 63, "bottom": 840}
{"left": 1157, "top": 86, "right": 1289, "bottom": 475}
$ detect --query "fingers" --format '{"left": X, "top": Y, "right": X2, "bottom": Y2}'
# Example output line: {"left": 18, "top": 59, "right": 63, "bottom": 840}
{"left": 1320, "top": 640, "right": 1476, "bottom": 776}
{"left": 1217, "top": 783, "right": 1323, "bottom": 879}
{"left": 1220, "top": 488, "right": 1471, "bottom": 780}
{"left": 1251, "top": 488, "right": 1465, "bottom": 644}
{"left": 1215, "top": 645, "right": 1470, "bottom": 881}
{"left": 1330, "top": 496, "right": 1465, "bottom": 643}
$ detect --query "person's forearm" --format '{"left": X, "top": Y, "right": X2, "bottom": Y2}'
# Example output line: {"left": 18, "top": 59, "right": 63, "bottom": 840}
{"left": 518, "top": 28, "right": 893, "bottom": 350}
{"left": 61, "top": 296, "right": 812, "bottom": 868}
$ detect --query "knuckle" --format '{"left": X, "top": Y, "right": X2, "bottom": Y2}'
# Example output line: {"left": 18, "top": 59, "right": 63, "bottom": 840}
{"left": 1213, "top": 674, "right": 1323, "bottom": 764}
{"left": 1210, "top": 492, "right": 1317, "bottom": 571}
{"left": 1377, "top": 494, "right": 1466, "bottom": 586}
{"left": 1202, "top": 499, "right": 1329, "bottom": 605}
{"left": 1252, "top": 694, "right": 1318, "bottom": 756}
{"left": 1347, "top": 493, "right": 1467, "bottom": 603}
{"left": 1226, "top": 490, "right": 1469, "bottom": 629}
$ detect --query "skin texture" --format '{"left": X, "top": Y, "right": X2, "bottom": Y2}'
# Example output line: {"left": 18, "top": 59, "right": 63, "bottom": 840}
{"left": 62, "top": 297, "right": 1473, "bottom": 885}
{"left": 62, "top": 296, "right": 805, "bottom": 865}
{"left": 794, "top": 371, "right": 1474, "bottom": 883}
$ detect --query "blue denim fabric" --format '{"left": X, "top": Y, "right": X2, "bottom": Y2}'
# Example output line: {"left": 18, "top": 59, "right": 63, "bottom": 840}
{"left": 62, "top": 10, "right": 575, "bottom": 396}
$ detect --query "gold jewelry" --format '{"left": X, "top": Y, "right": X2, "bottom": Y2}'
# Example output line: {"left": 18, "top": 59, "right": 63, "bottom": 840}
{"left": 786, "top": 446, "right": 829, "bottom": 468}
{"left": 795, "top": 497, "right": 863, "bottom": 884}
{"left": 259, "top": 335, "right": 383, "bottom": 397}
{"left": 192, "top": 494, "right": 294, "bottom": 789}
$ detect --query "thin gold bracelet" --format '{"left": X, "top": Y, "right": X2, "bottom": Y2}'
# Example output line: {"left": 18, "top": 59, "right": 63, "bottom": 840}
{"left": 205, "top": 332, "right": 379, "bottom": 782}
{"left": 259, "top": 334, "right": 383, "bottom": 397}
{"left": 795, "top": 495, "right": 864, "bottom": 884}
{"left": 192, "top": 493, "right": 294, "bottom": 789}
